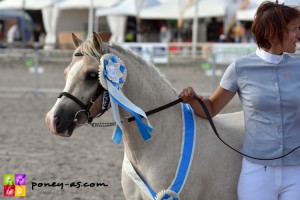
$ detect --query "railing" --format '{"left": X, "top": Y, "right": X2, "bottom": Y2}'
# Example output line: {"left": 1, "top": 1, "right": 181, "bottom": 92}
{"left": 0, "top": 42, "right": 299, "bottom": 96}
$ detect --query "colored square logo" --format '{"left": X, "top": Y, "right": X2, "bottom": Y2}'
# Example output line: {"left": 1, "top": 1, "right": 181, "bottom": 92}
{"left": 3, "top": 174, "right": 14, "bottom": 186}
{"left": 3, "top": 185, "right": 15, "bottom": 197}
{"left": 3, "top": 174, "right": 26, "bottom": 197}
{"left": 15, "top": 185, "right": 26, "bottom": 197}
{"left": 15, "top": 174, "right": 26, "bottom": 185}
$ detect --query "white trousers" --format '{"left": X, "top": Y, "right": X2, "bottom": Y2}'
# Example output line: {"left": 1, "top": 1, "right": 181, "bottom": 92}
{"left": 238, "top": 158, "right": 300, "bottom": 200}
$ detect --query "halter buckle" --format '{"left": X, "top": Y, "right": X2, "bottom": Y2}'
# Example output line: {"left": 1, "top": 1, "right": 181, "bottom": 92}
{"left": 74, "top": 109, "right": 91, "bottom": 125}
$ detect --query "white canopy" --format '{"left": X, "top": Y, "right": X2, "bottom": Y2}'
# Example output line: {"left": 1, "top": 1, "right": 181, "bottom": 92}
{"left": 96, "top": 0, "right": 163, "bottom": 43}
{"left": 97, "top": 0, "right": 226, "bottom": 19}
{"left": 0, "top": 0, "right": 62, "bottom": 49}
{"left": 56, "top": 0, "right": 119, "bottom": 10}
{"left": 96, "top": 0, "right": 137, "bottom": 16}
{"left": 96, "top": 0, "right": 162, "bottom": 17}
{"left": 0, "top": 10, "right": 32, "bottom": 21}
{"left": 236, "top": 0, "right": 265, "bottom": 21}
{"left": 96, "top": 0, "right": 226, "bottom": 43}
{"left": 236, "top": 0, "right": 296, "bottom": 21}
{"left": 285, "top": 0, "right": 300, "bottom": 6}
{"left": 0, "top": 0, "right": 59, "bottom": 10}
{"left": 54, "top": 0, "right": 119, "bottom": 37}
{"left": 140, "top": 0, "right": 226, "bottom": 19}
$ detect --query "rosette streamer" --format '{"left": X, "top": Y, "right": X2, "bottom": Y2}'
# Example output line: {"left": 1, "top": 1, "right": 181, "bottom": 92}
{"left": 99, "top": 54, "right": 153, "bottom": 144}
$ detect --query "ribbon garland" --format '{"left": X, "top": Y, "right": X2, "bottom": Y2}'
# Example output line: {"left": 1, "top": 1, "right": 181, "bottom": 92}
{"left": 123, "top": 103, "right": 196, "bottom": 200}
{"left": 99, "top": 54, "right": 153, "bottom": 144}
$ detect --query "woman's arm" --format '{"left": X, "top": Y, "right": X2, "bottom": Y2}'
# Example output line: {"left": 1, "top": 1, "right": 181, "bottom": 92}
{"left": 179, "top": 86, "right": 236, "bottom": 118}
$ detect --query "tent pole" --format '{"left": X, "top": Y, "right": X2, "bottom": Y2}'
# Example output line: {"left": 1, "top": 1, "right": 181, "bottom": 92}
{"left": 88, "top": 0, "right": 94, "bottom": 36}
{"left": 21, "top": 0, "right": 26, "bottom": 49}
{"left": 192, "top": 0, "right": 199, "bottom": 59}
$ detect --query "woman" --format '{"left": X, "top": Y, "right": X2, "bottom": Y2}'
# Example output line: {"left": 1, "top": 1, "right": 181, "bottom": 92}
{"left": 179, "top": 1, "right": 300, "bottom": 200}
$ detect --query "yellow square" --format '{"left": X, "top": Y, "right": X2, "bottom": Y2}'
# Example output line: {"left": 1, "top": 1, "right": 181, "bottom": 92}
{"left": 15, "top": 185, "right": 26, "bottom": 197}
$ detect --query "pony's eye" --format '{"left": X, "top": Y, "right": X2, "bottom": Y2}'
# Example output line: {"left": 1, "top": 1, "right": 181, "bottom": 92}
{"left": 86, "top": 72, "right": 98, "bottom": 80}
{"left": 74, "top": 52, "right": 83, "bottom": 57}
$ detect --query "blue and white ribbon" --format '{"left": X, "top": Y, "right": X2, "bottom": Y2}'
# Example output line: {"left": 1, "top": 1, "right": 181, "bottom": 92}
{"left": 123, "top": 103, "right": 196, "bottom": 200}
{"left": 99, "top": 53, "right": 153, "bottom": 144}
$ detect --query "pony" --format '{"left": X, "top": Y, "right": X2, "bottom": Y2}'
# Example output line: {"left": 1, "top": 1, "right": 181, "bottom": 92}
{"left": 45, "top": 32, "right": 244, "bottom": 200}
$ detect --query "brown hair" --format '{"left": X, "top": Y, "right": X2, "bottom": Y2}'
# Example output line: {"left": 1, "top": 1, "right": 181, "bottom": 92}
{"left": 251, "top": 1, "right": 300, "bottom": 49}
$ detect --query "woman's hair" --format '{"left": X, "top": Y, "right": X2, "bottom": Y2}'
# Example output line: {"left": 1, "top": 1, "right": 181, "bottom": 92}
{"left": 251, "top": 1, "right": 300, "bottom": 49}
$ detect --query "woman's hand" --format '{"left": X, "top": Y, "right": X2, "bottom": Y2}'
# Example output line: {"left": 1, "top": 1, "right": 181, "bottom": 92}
{"left": 179, "top": 87, "right": 203, "bottom": 103}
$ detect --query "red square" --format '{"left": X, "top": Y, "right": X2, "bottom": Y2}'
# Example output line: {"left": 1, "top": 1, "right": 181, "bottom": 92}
{"left": 4, "top": 185, "right": 15, "bottom": 196}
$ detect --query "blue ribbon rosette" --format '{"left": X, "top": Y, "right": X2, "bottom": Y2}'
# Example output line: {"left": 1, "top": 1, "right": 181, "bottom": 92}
{"left": 98, "top": 53, "right": 153, "bottom": 144}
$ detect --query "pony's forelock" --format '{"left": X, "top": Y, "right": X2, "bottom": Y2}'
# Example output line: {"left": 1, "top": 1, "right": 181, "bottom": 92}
{"left": 80, "top": 36, "right": 102, "bottom": 61}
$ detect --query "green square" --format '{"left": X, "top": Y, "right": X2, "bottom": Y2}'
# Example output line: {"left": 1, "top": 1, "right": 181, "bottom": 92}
{"left": 3, "top": 174, "right": 14, "bottom": 186}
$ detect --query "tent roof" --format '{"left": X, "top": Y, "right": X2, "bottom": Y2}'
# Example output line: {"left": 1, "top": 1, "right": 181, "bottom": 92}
{"left": 236, "top": 0, "right": 297, "bottom": 21}
{"left": 285, "top": 0, "right": 300, "bottom": 6}
{"left": 0, "top": 0, "right": 61, "bottom": 10}
{"left": 0, "top": 9, "right": 32, "bottom": 21}
{"left": 56, "top": 0, "right": 119, "bottom": 10}
{"left": 236, "top": 0, "right": 265, "bottom": 21}
{"left": 96, "top": 0, "right": 226, "bottom": 19}
{"left": 96, "top": 0, "right": 162, "bottom": 17}
{"left": 140, "top": 0, "right": 226, "bottom": 19}
{"left": 185, "top": 0, "right": 226, "bottom": 18}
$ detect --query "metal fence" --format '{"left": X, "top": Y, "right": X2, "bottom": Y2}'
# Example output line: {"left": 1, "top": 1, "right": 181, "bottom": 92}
{"left": 0, "top": 43, "right": 299, "bottom": 96}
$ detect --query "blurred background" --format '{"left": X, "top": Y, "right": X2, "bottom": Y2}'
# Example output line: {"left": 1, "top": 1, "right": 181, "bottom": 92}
{"left": 0, "top": 0, "right": 299, "bottom": 95}
{"left": 0, "top": 0, "right": 299, "bottom": 199}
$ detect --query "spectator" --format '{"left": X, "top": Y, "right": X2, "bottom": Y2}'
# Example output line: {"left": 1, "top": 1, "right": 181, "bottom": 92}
{"left": 32, "top": 23, "right": 44, "bottom": 43}
{"left": 7, "top": 23, "right": 21, "bottom": 44}
{"left": 159, "top": 25, "right": 171, "bottom": 43}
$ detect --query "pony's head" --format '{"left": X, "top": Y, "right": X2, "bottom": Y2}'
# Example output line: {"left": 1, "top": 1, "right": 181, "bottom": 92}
{"left": 45, "top": 32, "right": 111, "bottom": 137}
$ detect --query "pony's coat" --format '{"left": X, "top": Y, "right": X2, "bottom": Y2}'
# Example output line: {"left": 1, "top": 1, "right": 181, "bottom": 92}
{"left": 46, "top": 33, "right": 244, "bottom": 200}
{"left": 63, "top": 60, "right": 84, "bottom": 92}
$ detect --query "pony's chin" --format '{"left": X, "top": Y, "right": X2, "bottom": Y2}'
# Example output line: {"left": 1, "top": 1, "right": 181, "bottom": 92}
{"left": 57, "top": 130, "right": 73, "bottom": 137}
{"left": 56, "top": 124, "right": 76, "bottom": 137}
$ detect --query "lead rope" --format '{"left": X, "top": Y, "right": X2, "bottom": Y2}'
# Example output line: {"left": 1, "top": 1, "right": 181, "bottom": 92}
{"left": 89, "top": 98, "right": 182, "bottom": 127}
{"left": 92, "top": 95, "right": 300, "bottom": 161}
{"left": 194, "top": 96, "right": 300, "bottom": 161}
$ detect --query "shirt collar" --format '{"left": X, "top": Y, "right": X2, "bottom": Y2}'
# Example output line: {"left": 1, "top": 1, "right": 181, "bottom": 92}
{"left": 256, "top": 48, "right": 283, "bottom": 64}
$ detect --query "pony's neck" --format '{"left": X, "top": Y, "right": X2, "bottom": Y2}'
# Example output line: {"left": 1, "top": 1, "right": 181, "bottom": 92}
{"left": 109, "top": 44, "right": 178, "bottom": 111}
{"left": 108, "top": 44, "right": 182, "bottom": 165}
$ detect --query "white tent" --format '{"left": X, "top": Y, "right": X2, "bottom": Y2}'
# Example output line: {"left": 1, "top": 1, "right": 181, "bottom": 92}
{"left": 0, "top": 0, "right": 63, "bottom": 49}
{"left": 96, "top": 0, "right": 139, "bottom": 43}
{"left": 0, "top": 0, "right": 119, "bottom": 49}
{"left": 236, "top": 0, "right": 296, "bottom": 21}
{"left": 56, "top": 0, "right": 118, "bottom": 10}
{"left": 285, "top": 0, "right": 300, "bottom": 6}
{"left": 49, "top": 0, "right": 119, "bottom": 49}
{"left": 0, "top": 10, "right": 32, "bottom": 21}
{"left": 96, "top": 0, "right": 162, "bottom": 43}
{"left": 55, "top": 0, "right": 119, "bottom": 36}
{"left": 96, "top": 0, "right": 226, "bottom": 43}
{"left": 140, "top": 0, "right": 226, "bottom": 19}
{"left": 236, "top": 0, "right": 264, "bottom": 21}
{"left": 0, "top": 0, "right": 56, "bottom": 10}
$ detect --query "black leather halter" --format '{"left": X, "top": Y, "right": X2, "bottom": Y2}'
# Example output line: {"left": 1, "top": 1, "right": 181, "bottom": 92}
{"left": 58, "top": 84, "right": 108, "bottom": 125}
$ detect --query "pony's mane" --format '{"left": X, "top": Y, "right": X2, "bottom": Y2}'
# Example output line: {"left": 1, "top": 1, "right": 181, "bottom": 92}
{"left": 79, "top": 37, "right": 177, "bottom": 93}
{"left": 109, "top": 43, "right": 177, "bottom": 93}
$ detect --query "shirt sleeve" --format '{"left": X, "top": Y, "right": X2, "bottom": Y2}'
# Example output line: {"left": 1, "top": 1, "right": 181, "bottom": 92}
{"left": 220, "top": 62, "right": 238, "bottom": 93}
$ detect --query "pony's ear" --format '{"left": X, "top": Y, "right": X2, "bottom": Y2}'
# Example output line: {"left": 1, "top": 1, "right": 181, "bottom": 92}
{"left": 98, "top": 32, "right": 112, "bottom": 43}
{"left": 72, "top": 33, "right": 82, "bottom": 48}
{"left": 92, "top": 32, "right": 103, "bottom": 54}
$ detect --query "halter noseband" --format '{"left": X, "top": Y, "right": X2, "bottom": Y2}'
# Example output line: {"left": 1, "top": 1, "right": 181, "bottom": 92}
{"left": 58, "top": 84, "right": 110, "bottom": 125}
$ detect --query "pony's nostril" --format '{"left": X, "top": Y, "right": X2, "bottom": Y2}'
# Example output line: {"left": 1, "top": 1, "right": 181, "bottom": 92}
{"left": 54, "top": 115, "right": 60, "bottom": 126}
